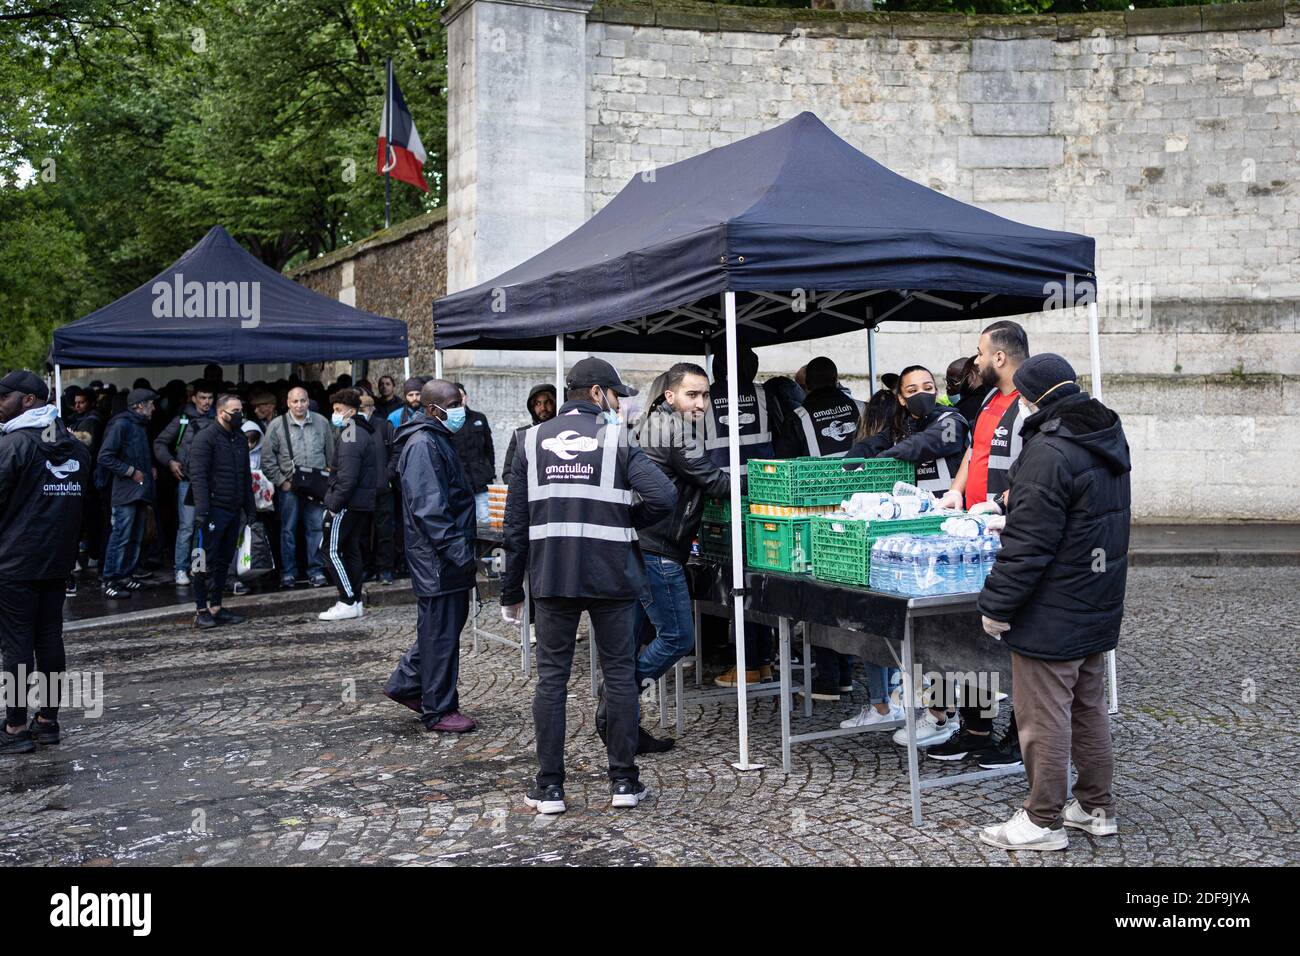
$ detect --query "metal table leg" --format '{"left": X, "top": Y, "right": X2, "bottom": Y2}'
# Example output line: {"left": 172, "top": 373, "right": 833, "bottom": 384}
{"left": 693, "top": 601, "right": 703, "bottom": 688}
{"left": 903, "top": 613, "right": 923, "bottom": 826}
{"left": 779, "top": 616, "right": 792, "bottom": 774}
{"left": 802, "top": 626, "right": 813, "bottom": 719}
{"left": 675, "top": 659, "right": 685, "bottom": 736}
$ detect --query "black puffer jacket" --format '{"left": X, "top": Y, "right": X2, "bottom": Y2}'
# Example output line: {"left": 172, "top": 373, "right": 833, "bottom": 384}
{"left": 977, "top": 393, "right": 1131, "bottom": 661}
{"left": 153, "top": 403, "right": 216, "bottom": 476}
{"left": 326, "top": 414, "right": 378, "bottom": 513}
{"left": 503, "top": 383, "right": 556, "bottom": 485}
{"left": 451, "top": 408, "right": 495, "bottom": 492}
{"left": 189, "top": 421, "right": 256, "bottom": 519}
{"left": 635, "top": 401, "right": 730, "bottom": 563}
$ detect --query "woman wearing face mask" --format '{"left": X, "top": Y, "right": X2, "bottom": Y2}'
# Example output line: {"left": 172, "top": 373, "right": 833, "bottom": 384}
{"left": 847, "top": 365, "right": 972, "bottom": 499}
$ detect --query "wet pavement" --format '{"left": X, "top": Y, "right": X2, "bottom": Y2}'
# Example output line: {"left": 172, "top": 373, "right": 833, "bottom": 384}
{"left": 2, "top": 564, "right": 1296, "bottom": 866}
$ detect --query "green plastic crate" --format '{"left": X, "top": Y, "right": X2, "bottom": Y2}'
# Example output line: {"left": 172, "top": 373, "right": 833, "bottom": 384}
{"left": 701, "top": 496, "right": 747, "bottom": 524}
{"left": 697, "top": 519, "right": 734, "bottom": 563}
{"left": 810, "top": 514, "right": 950, "bottom": 587}
{"left": 746, "top": 457, "right": 915, "bottom": 507}
{"left": 744, "top": 514, "right": 813, "bottom": 574}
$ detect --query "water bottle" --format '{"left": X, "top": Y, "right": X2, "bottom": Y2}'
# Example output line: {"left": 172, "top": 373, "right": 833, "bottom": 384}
{"left": 943, "top": 538, "right": 961, "bottom": 594}
{"left": 870, "top": 538, "right": 883, "bottom": 587}
{"left": 979, "top": 534, "right": 1000, "bottom": 587}
{"left": 962, "top": 540, "right": 981, "bottom": 591}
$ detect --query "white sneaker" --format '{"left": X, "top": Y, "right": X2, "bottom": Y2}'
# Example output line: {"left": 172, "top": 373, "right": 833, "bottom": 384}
{"left": 175, "top": 570, "right": 190, "bottom": 586}
{"left": 1063, "top": 798, "right": 1118, "bottom": 836}
{"left": 318, "top": 601, "right": 363, "bottom": 621}
{"left": 840, "top": 703, "right": 903, "bottom": 729}
{"left": 892, "top": 710, "right": 959, "bottom": 747}
{"left": 979, "top": 809, "right": 1069, "bottom": 852}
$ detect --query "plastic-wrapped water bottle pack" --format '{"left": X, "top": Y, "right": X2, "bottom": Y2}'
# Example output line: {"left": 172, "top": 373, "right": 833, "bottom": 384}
{"left": 869, "top": 532, "right": 1002, "bottom": 597}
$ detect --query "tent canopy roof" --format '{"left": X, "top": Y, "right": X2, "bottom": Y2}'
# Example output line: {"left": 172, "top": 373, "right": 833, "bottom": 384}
{"left": 52, "top": 225, "right": 408, "bottom": 368}
{"left": 434, "top": 112, "right": 1095, "bottom": 353}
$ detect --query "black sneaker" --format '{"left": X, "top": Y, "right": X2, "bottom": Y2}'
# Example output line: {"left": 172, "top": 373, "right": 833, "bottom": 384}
{"left": 637, "top": 727, "right": 674, "bottom": 755}
{"left": 0, "top": 727, "right": 36, "bottom": 755}
{"left": 122, "top": 577, "right": 145, "bottom": 591}
{"left": 103, "top": 582, "right": 132, "bottom": 599}
{"left": 794, "top": 681, "right": 841, "bottom": 702}
{"left": 194, "top": 610, "right": 218, "bottom": 630}
{"left": 28, "top": 717, "right": 60, "bottom": 746}
{"left": 524, "top": 784, "right": 566, "bottom": 815}
{"left": 226, "top": 580, "right": 249, "bottom": 596}
{"left": 978, "top": 736, "right": 1023, "bottom": 770}
{"left": 280, "top": 576, "right": 298, "bottom": 591}
{"left": 927, "top": 729, "right": 999, "bottom": 763}
{"left": 611, "top": 779, "right": 648, "bottom": 808}
{"left": 65, "top": 575, "right": 77, "bottom": 597}
{"left": 212, "top": 608, "right": 246, "bottom": 626}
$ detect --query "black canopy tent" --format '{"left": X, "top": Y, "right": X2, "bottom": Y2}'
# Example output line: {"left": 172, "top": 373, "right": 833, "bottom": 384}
{"left": 50, "top": 224, "right": 410, "bottom": 395}
{"left": 432, "top": 112, "right": 1110, "bottom": 768}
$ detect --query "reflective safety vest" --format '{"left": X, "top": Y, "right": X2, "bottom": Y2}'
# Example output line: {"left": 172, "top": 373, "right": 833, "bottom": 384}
{"left": 914, "top": 409, "right": 968, "bottom": 496}
{"left": 983, "top": 389, "right": 1026, "bottom": 501}
{"left": 521, "top": 410, "right": 641, "bottom": 600}
{"left": 791, "top": 390, "right": 863, "bottom": 459}
{"left": 701, "top": 380, "right": 773, "bottom": 476}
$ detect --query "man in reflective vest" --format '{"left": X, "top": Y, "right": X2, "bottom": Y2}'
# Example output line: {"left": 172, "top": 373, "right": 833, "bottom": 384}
{"left": 699, "top": 343, "right": 776, "bottom": 482}
{"left": 777, "top": 356, "right": 864, "bottom": 459}
{"left": 500, "top": 358, "right": 676, "bottom": 816}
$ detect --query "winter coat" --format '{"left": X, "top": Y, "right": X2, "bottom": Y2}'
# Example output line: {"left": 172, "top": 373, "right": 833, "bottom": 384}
{"left": 394, "top": 415, "right": 478, "bottom": 597}
{"left": 634, "top": 402, "right": 730, "bottom": 563}
{"left": 503, "top": 383, "right": 557, "bottom": 484}
{"left": 153, "top": 403, "right": 217, "bottom": 476}
{"left": 0, "top": 406, "right": 90, "bottom": 580}
{"left": 188, "top": 420, "right": 256, "bottom": 519}
{"left": 325, "top": 414, "right": 378, "bottom": 513}
{"left": 451, "top": 408, "right": 496, "bottom": 492}
{"left": 261, "top": 410, "right": 334, "bottom": 488}
{"left": 977, "top": 393, "right": 1132, "bottom": 661}
{"left": 97, "top": 409, "right": 155, "bottom": 506}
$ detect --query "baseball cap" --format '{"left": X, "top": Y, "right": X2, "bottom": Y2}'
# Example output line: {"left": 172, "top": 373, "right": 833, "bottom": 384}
{"left": 0, "top": 370, "right": 50, "bottom": 404}
{"left": 127, "top": 387, "right": 160, "bottom": 406}
{"left": 566, "top": 357, "right": 637, "bottom": 397}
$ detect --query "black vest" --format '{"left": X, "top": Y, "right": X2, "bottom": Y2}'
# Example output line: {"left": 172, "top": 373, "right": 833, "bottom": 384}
{"left": 981, "top": 388, "right": 1027, "bottom": 501}
{"left": 792, "top": 389, "right": 864, "bottom": 459}
{"left": 701, "top": 380, "right": 773, "bottom": 476}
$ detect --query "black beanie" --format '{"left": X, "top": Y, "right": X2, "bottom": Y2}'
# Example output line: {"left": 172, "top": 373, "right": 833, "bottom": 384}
{"left": 402, "top": 377, "right": 425, "bottom": 394}
{"left": 1013, "top": 353, "right": 1081, "bottom": 407}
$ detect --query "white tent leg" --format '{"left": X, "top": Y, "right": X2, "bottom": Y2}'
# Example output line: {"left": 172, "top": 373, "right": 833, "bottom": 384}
{"left": 704, "top": 340, "right": 713, "bottom": 384}
{"left": 555, "top": 335, "right": 565, "bottom": 395}
{"left": 1088, "top": 300, "right": 1120, "bottom": 716}
{"left": 867, "top": 326, "right": 878, "bottom": 394}
{"left": 54, "top": 364, "right": 63, "bottom": 418}
{"left": 725, "top": 291, "right": 762, "bottom": 772}
{"left": 403, "top": 356, "right": 411, "bottom": 379}
{"left": 434, "top": 349, "right": 444, "bottom": 379}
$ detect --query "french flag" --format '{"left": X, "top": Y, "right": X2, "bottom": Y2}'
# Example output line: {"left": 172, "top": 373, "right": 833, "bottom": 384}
{"left": 376, "top": 65, "right": 428, "bottom": 193}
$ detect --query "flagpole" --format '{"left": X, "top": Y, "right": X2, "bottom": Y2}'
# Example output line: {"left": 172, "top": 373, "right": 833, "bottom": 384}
{"left": 384, "top": 58, "right": 392, "bottom": 230}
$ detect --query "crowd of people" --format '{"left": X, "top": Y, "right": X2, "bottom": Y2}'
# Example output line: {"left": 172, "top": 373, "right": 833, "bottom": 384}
{"left": 1, "top": 322, "right": 1130, "bottom": 851}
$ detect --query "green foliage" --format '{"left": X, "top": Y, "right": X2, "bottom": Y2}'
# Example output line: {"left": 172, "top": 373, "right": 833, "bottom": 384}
{"left": 1, "top": 0, "right": 447, "bottom": 371}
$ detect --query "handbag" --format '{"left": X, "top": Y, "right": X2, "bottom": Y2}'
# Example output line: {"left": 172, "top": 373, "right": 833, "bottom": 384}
{"left": 281, "top": 414, "right": 329, "bottom": 502}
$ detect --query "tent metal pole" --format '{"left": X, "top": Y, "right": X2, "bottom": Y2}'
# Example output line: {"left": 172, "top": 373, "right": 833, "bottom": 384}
{"left": 435, "top": 349, "right": 444, "bottom": 379}
{"left": 704, "top": 340, "right": 713, "bottom": 384}
{"left": 867, "top": 325, "right": 878, "bottom": 394}
{"left": 724, "top": 291, "right": 761, "bottom": 771}
{"left": 54, "top": 364, "right": 62, "bottom": 418}
{"left": 403, "top": 356, "right": 411, "bottom": 380}
{"left": 555, "top": 335, "right": 565, "bottom": 395}
{"left": 1088, "top": 299, "right": 1119, "bottom": 715}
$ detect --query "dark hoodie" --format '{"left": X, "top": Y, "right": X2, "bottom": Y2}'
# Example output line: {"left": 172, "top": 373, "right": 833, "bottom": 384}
{"left": 0, "top": 408, "right": 91, "bottom": 580}
{"left": 502, "top": 384, "right": 556, "bottom": 485}
{"left": 393, "top": 413, "right": 477, "bottom": 597}
{"left": 978, "top": 392, "right": 1132, "bottom": 661}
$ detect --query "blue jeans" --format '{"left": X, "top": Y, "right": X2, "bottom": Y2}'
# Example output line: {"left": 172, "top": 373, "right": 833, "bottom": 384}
{"left": 102, "top": 503, "right": 146, "bottom": 581}
{"left": 634, "top": 554, "right": 696, "bottom": 684}
{"left": 866, "top": 665, "right": 902, "bottom": 706}
{"left": 175, "top": 481, "right": 196, "bottom": 573}
{"left": 276, "top": 489, "right": 324, "bottom": 579}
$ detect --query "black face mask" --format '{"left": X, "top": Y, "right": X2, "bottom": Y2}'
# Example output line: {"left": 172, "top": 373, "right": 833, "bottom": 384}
{"left": 905, "top": 392, "right": 937, "bottom": 419}
{"left": 226, "top": 411, "right": 244, "bottom": 429}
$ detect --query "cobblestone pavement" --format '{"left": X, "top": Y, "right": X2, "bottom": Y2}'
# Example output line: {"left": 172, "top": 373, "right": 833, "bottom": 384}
{"left": 2, "top": 567, "right": 1295, "bottom": 866}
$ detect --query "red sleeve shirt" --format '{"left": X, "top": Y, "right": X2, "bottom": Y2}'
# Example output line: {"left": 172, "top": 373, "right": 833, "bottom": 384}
{"left": 965, "top": 389, "right": 1018, "bottom": 509}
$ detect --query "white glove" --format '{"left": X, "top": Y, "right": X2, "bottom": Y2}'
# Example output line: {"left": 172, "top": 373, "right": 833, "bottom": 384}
{"left": 982, "top": 616, "right": 1011, "bottom": 640}
{"left": 937, "top": 489, "right": 963, "bottom": 511}
{"left": 501, "top": 603, "right": 524, "bottom": 626}
{"left": 985, "top": 514, "right": 1007, "bottom": 533}
{"left": 969, "top": 500, "right": 1002, "bottom": 516}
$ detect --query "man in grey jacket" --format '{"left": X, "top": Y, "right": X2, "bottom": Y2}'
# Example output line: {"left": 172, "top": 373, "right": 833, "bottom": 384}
{"left": 261, "top": 386, "right": 335, "bottom": 589}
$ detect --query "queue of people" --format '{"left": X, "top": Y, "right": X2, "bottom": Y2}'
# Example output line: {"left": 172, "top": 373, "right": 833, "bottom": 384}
{"left": 4, "top": 337, "right": 1130, "bottom": 852}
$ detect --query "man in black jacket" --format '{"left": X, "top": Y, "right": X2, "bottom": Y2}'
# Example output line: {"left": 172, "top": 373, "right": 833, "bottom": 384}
{"left": 97, "top": 387, "right": 158, "bottom": 598}
{"left": 502, "top": 384, "right": 556, "bottom": 483}
{"left": 777, "top": 356, "right": 864, "bottom": 459}
{"left": 359, "top": 392, "right": 395, "bottom": 585}
{"left": 153, "top": 379, "right": 217, "bottom": 587}
{"left": 319, "top": 388, "right": 378, "bottom": 622}
{"left": 501, "top": 358, "right": 676, "bottom": 814}
{"left": 188, "top": 394, "right": 257, "bottom": 629}
{"left": 0, "top": 371, "right": 90, "bottom": 754}
{"left": 449, "top": 383, "right": 495, "bottom": 524}
{"left": 383, "top": 379, "right": 478, "bottom": 733}
{"left": 976, "top": 354, "right": 1130, "bottom": 852}
{"left": 614, "top": 362, "right": 729, "bottom": 753}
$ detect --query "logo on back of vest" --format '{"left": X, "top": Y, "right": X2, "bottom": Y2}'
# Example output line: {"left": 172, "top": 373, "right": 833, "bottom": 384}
{"left": 541, "top": 430, "right": 599, "bottom": 461}
{"left": 718, "top": 412, "right": 755, "bottom": 428}
{"left": 994, "top": 425, "right": 1009, "bottom": 438}
{"left": 820, "top": 420, "right": 855, "bottom": 442}
{"left": 45, "top": 458, "right": 80, "bottom": 480}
